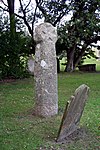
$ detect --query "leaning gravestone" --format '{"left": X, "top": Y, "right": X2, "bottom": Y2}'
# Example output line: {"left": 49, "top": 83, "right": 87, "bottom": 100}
{"left": 34, "top": 22, "right": 58, "bottom": 117}
{"left": 57, "top": 84, "right": 89, "bottom": 142}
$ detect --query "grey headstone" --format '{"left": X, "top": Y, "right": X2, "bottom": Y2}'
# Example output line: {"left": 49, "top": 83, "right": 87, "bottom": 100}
{"left": 33, "top": 22, "right": 58, "bottom": 117}
{"left": 57, "top": 84, "right": 89, "bottom": 142}
{"left": 27, "top": 55, "right": 34, "bottom": 75}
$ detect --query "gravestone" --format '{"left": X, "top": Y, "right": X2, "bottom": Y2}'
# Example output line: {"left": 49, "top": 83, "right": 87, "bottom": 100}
{"left": 78, "top": 64, "right": 96, "bottom": 72}
{"left": 34, "top": 22, "right": 58, "bottom": 117}
{"left": 27, "top": 55, "right": 34, "bottom": 75}
{"left": 57, "top": 84, "right": 89, "bottom": 142}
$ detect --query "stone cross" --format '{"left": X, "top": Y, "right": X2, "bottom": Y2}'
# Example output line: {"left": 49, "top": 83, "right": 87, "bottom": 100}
{"left": 34, "top": 22, "right": 58, "bottom": 117}
{"left": 57, "top": 84, "right": 89, "bottom": 142}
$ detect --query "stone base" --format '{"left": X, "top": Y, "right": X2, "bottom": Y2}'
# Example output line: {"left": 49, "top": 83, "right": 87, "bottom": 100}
{"left": 33, "top": 104, "right": 58, "bottom": 117}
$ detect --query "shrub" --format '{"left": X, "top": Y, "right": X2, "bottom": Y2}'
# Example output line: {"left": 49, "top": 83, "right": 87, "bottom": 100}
{"left": 0, "top": 31, "right": 33, "bottom": 79}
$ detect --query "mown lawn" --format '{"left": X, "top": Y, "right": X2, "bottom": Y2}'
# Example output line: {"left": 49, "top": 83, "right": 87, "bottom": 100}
{"left": 0, "top": 70, "right": 100, "bottom": 149}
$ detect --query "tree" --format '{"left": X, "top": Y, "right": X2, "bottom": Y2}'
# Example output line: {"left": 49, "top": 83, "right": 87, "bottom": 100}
{"left": 35, "top": 0, "right": 69, "bottom": 26}
{"left": 0, "top": 2, "right": 32, "bottom": 79}
{"left": 0, "top": 30, "right": 32, "bottom": 79}
{"left": 15, "top": 0, "right": 38, "bottom": 54}
{"left": 0, "top": 0, "right": 16, "bottom": 37}
{"left": 0, "top": 0, "right": 70, "bottom": 54}
{"left": 0, "top": 0, "right": 36, "bottom": 54}
{"left": 0, "top": 0, "right": 99, "bottom": 74}
{"left": 7, "top": 0, "right": 16, "bottom": 38}
{"left": 56, "top": 0, "right": 100, "bottom": 72}
{"left": 14, "top": 0, "right": 70, "bottom": 53}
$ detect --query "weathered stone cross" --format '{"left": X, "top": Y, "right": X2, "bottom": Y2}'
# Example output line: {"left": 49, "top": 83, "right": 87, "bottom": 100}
{"left": 34, "top": 22, "right": 58, "bottom": 117}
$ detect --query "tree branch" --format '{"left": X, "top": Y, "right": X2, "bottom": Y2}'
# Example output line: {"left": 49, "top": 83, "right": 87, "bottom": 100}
{"left": 35, "top": 0, "right": 47, "bottom": 17}
{"left": 19, "top": 0, "right": 25, "bottom": 15}
{"left": 53, "top": 9, "right": 69, "bottom": 26}
{"left": 32, "top": 4, "right": 38, "bottom": 33}
{"left": 73, "top": 35, "right": 100, "bottom": 68}
{"left": 24, "top": 0, "right": 31, "bottom": 12}
{"left": 74, "top": 43, "right": 88, "bottom": 68}
{"left": 15, "top": 13, "right": 24, "bottom": 19}
{"left": 86, "top": 36, "right": 100, "bottom": 45}
{"left": 0, "top": 5, "right": 8, "bottom": 12}
{"left": 0, "top": 0, "right": 8, "bottom": 7}
{"left": 18, "top": 0, "right": 33, "bottom": 36}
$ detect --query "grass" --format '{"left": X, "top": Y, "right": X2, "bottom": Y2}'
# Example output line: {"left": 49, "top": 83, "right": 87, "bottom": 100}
{"left": 0, "top": 59, "right": 100, "bottom": 150}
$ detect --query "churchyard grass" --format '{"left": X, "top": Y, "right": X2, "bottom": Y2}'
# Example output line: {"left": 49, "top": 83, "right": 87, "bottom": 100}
{"left": 0, "top": 70, "right": 100, "bottom": 149}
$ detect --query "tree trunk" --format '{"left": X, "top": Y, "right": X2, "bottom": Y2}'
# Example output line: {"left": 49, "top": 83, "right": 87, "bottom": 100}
{"left": 74, "top": 44, "right": 88, "bottom": 69}
{"left": 7, "top": 0, "right": 19, "bottom": 76}
{"left": 65, "top": 59, "right": 74, "bottom": 72}
{"left": 7, "top": 0, "right": 16, "bottom": 38}
{"left": 57, "top": 58, "right": 60, "bottom": 73}
{"left": 65, "top": 46, "right": 75, "bottom": 72}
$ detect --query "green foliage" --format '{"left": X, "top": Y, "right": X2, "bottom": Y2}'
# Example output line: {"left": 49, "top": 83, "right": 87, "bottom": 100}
{"left": 56, "top": 0, "right": 100, "bottom": 71}
{"left": 0, "top": 31, "right": 32, "bottom": 79}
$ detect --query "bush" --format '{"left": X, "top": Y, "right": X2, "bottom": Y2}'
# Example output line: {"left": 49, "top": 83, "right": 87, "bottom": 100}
{"left": 0, "top": 31, "right": 32, "bottom": 79}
